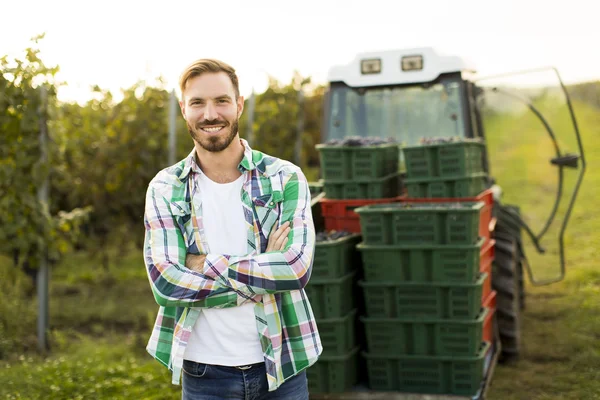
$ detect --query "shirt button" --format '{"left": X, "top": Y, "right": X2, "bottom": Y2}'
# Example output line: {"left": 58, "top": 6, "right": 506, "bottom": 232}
{"left": 269, "top": 202, "right": 274, "bottom": 206}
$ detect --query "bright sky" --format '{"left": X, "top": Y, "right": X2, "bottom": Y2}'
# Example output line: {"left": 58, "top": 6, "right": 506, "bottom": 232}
{"left": 2, "top": 0, "right": 598, "bottom": 103}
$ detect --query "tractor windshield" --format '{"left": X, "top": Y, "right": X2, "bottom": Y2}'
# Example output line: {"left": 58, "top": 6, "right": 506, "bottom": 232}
{"left": 326, "top": 75, "right": 468, "bottom": 146}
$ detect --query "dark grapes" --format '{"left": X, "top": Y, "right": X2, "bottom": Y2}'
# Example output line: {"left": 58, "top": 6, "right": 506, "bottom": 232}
{"left": 418, "top": 137, "right": 482, "bottom": 145}
{"left": 391, "top": 202, "right": 473, "bottom": 210}
{"left": 316, "top": 230, "right": 353, "bottom": 242}
{"left": 324, "top": 136, "right": 397, "bottom": 147}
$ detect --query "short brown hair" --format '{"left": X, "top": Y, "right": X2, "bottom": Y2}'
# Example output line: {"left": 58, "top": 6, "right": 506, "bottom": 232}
{"left": 179, "top": 59, "right": 240, "bottom": 99}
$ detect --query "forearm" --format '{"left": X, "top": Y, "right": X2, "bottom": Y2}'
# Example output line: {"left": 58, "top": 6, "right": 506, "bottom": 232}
{"left": 199, "top": 215, "right": 316, "bottom": 295}
{"left": 144, "top": 185, "right": 254, "bottom": 308}
{"left": 186, "top": 253, "right": 263, "bottom": 300}
{"left": 173, "top": 169, "right": 315, "bottom": 296}
{"left": 199, "top": 170, "right": 315, "bottom": 294}
{"left": 145, "top": 237, "right": 234, "bottom": 307}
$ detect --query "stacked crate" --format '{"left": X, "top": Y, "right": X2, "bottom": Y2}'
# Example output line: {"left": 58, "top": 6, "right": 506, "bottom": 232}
{"left": 315, "top": 140, "right": 403, "bottom": 233}
{"left": 315, "top": 141, "right": 402, "bottom": 200}
{"left": 304, "top": 232, "right": 362, "bottom": 393}
{"left": 353, "top": 138, "right": 496, "bottom": 397}
{"left": 306, "top": 140, "right": 403, "bottom": 393}
{"left": 402, "top": 138, "right": 488, "bottom": 198}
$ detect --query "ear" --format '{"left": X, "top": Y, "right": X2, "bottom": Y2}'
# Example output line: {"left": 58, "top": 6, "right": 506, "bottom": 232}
{"left": 179, "top": 99, "right": 186, "bottom": 119}
{"left": 237, "top": 95, "right": 244, "bottom": 117}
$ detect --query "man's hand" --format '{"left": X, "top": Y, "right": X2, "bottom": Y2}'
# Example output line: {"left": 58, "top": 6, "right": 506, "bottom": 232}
{"left": 266, "top": 221, "right": 291, "bottom": 252}
{"left": 185, "top": 252, "right": 262, "bottom": 304}
{"left": 185, "top": 220, "right": 289, "bottom": 272}
{"left": 186, "top": 253, "right": 207, "bottom": 273}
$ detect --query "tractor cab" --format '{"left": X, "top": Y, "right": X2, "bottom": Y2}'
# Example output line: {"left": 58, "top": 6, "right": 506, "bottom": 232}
{"left": 318, "top": 47, "right": 586, "bottom": 365}
{"left": 325, "top": 49, "right": 487, "bottom": 160}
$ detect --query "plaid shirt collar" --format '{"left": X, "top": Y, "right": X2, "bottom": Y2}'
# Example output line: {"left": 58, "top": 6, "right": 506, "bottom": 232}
{"left": 177, "top": 138, "right": 259, "bottom": 181}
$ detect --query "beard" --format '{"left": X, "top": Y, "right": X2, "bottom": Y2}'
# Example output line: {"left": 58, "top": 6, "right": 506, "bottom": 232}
{"left": 187, "top": 117, "right": 239, "bottom": 153}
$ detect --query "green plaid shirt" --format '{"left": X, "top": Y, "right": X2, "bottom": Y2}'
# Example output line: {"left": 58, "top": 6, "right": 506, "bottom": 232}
{"left": 143, "top": 139, "right": 322, "bottom": 391}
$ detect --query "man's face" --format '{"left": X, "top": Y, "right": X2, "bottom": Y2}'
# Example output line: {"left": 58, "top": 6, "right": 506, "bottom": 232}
{"left": 180, "top": 72, "right": 244, "bottom": 153}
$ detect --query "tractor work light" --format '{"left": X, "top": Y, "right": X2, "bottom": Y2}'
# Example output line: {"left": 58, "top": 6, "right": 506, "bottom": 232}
{"left": 361, "top": 58, "right": 382, "bottom": 75}
{"left": 401, "top": 55, "right": 423, "bottom": 71}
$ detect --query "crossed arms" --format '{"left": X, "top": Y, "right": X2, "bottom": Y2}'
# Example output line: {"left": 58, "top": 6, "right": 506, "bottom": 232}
{"left": 143, "top": 170, "right": 316, "bottom": 308}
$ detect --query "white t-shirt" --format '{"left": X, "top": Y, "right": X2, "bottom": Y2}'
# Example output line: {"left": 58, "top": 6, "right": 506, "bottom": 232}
{"left": 183, "top": 172, "right": 264, "bottom": 366}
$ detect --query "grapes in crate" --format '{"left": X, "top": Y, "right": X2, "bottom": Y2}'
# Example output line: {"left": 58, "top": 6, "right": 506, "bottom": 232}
{"left": 316, "top": 230, "right": 352, "bottom": 242}
{"left": 418, "top": 136, "right": 482, "bottom": 145}
{"left": 324, "top": 136, "right": 396, "bottom": 146}
{"left": 397, "top": 202, "right": 467, "bottom": 209}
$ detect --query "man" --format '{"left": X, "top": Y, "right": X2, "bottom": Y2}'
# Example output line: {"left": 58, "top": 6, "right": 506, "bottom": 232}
{"left": 143, "top": 59, "right": 321, "bottom": 400}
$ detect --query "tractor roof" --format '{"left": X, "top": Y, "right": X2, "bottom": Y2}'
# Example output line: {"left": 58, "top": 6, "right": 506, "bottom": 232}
{"left": 327, "top": 47, "right": 476, "bottom": 87}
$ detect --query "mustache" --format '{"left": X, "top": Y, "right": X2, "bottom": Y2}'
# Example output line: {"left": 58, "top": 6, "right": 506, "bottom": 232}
{"left": 196, "top": 119, "right": 229, "bottom": 128}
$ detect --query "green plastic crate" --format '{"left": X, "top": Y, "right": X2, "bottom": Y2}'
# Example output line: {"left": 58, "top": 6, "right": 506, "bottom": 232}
{"left": 355, "top": 201, "right": 483, "bottom": 246}
{"left": 316, "top": 143, "right": 399, "bottom": 180}
{"left": 363, "top": 342, "right": 490, "bottom": 396}
{"left": 359, "top": 274, "right": 486, "bottom": 319}
{"left": 313, "top": 233, "right": 362, "bottom": 279}
{"left": 404, "top": 173, "right": 488, "bottom": 198}
{"left": 307, "top": 347, "right": 360, "bottom": 394}
{"left": 402, "top": 141, "right": 485, "bottom": 179}
{"left": 323, "top": 173, "right": 401, "bottom": 199}
{"left": 317, "top": 309, "right": 357, "bottom": 356}
{"left": 357, "top": 237, "right": 485, "bottom": 283}
{"left": 361, "top": 308, "right": 489, "bottom": 357}
{"left": 305, "top": 271, "right": 356, "bottom": 319}
{"left": 308, "top": 181, "right": 324, "bottom": 197}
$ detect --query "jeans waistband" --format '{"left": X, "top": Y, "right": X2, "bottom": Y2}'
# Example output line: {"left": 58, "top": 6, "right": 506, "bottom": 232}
{"left": 185, "top": 359, "right": 264, "bottom": 371}
{"left": 234, "top": 361, "right": 264, "bottom": 370}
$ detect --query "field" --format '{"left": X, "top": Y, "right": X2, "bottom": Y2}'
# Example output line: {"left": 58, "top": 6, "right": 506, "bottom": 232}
{"left": 484, "top": 98, "right": 600, "bottom": 399}
{"left": 1, "top": 98, "right": 598, "bottom": 399}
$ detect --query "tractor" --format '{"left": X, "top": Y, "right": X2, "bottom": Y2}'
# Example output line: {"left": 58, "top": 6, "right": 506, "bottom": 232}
{"left": 309, "top": 48, "right": 586, "bottom": 398}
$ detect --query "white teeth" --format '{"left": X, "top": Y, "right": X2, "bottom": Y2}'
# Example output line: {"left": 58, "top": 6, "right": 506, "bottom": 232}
{"left": 202, "top": 127, "right": 223, "bottom": 133}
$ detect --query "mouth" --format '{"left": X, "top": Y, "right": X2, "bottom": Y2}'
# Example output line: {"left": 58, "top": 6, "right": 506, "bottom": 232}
{"left": 200, "top": 125, "right": 226, "bottom": 134}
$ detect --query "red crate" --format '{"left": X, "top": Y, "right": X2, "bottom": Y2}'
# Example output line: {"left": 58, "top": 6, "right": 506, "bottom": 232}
{"left": 480, "top": 239, "right": 495, "bottom": 272}
{"left": 480, "top": 239, "right": 494, "bottom": 304}
{"left": 402, "top": 189, "right": 494, "bottom": 243}
{"left": 481, "top": 257, "right": 492, "bottom": 305}
{"left": 321, "top": 197, "right": 403, "bottom": 233}
{"left": 483, "top": 289, "right": 497, "bottom": 310}
{"left": 482, "top": 291, "right": 497, "bottom": 343}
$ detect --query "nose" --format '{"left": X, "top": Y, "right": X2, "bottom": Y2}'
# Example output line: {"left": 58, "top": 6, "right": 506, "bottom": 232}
{"left": 203, "top": 101, "right": 218, "bottom": 121}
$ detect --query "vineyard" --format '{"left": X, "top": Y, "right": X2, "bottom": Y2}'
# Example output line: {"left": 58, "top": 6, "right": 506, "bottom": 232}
{"left": 1, "top": 39, "right": 599, "bottom": 399}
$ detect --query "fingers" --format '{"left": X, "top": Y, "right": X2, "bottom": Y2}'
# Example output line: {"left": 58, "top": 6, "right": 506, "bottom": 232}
{"left": 266, "top": 222, "right": 282, "bottom": 252}
{"left": 266, "top": 224, "right": 276, "bottom": 252}
{"left": 185, "top": 253, "right": 206, "bottom": 272}
{"left": 274, "top": 226, "right": 291, "bottom": 251}
{"left": 268, "top": 223, "right": 279, "bottom": 249}
{"left": 266, "top": 221, "right": 291, "bottom": 252}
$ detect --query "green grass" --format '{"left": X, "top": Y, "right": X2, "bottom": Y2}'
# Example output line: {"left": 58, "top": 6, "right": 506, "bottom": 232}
{"left": 0, "top": 244, "right": 180, "bottom": 399}
{"left": 0, "top": 98, "right": 598, "bottom": 399}
{"left": 1, "top": 335, "right": 180, "bottom": 400}
{"left": 485, "top": 99, "right": 600, "bottom": 399}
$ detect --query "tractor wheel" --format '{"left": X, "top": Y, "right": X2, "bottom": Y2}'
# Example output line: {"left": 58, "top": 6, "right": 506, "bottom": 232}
{"left": 495, "top": 204, "right": 526, "bottom": 311}
{"left": 517, "top": 240, "right": 526, "bottom": 311}
{"left": 493, "top": 229, "right": 523, "bottom": 362}
{"left": 493, "top": 202, "right": 526, "bottom": 361}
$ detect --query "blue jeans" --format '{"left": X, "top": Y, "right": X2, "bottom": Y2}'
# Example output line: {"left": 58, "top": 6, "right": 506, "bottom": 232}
{"left": 181, "top": 360, "right": 309, "bottom": 400}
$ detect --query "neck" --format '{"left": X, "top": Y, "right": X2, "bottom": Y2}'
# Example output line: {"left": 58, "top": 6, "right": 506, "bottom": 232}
{"left": 194, "top": 136, "right": 244, "bottom": 183}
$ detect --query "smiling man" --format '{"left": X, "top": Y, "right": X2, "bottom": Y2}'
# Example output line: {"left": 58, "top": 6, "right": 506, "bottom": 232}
{"left": 142, "top": 59, "right": 321, "bottom": 400}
